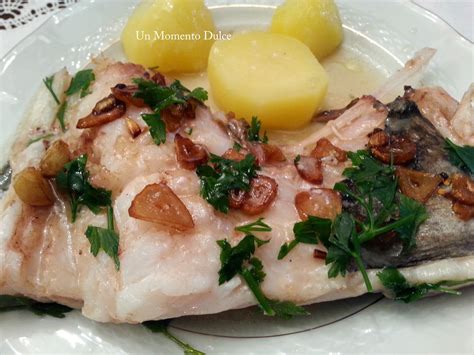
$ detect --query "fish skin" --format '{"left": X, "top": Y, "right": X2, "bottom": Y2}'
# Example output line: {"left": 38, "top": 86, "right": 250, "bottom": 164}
{"left": 0, "top": 58, "right": 473, "bottom": 323}
{"left": 361, "top": 95, "right": 474, "bottom": 268}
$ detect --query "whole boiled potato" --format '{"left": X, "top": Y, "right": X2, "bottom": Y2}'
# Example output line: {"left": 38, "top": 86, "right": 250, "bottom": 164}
{"left": 208, "top": 32, "right": 328, "bottom": 130}
{"left": 270, "top": 0, "right": 344, "bottom": 59}
{"left": 122, "top": 0, "right": 216, "bottom": 72}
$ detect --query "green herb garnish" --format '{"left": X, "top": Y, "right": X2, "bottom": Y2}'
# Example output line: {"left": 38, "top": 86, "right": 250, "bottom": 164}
{"left": 278, "top": 216, "right": 331, "bottom": 260}
{"left": 56, "top": 156, "right": 119, "bottom": 268}
{"left": 377, "top": 267, "right": 474, "bottom": 303}
{"left": 43, "top": 75, "right": 60, "bottom": 104}
{"left": 27, "top": 133, "right": 54, "bottom": 147}
{"left": 142, "top": 112, "right": 167, "bottom": 145}
{"left": 218, "top": 219, "right": 308, "bottom": 318}
{"left": 330, "top": 151, "right": 427, "bottom": 291}
{"left": 233, "top": 142, "right": 242, "bottom": 152}
{"left": 133, "top": 78, "right": 207, "bottom": 145}
{"left": 395, "top": 194, "right": 429, "bottom": 251}
{"left": 445, "top": 138, "right": 474, "bottom": 174}
{"left": 235, "top": 218, "right": 272, "bottom": 234}
{"left": 279, "top": 150, "right": 428, "bottom": 292}
{"left": 335, "top": 150, "right": 428, "bottom": 250}
{"left": 196, "top": 154, "right": 259, "bottom": 213}
{"left": 85, "top": 206, "right": 120, "bottom": 270}
{"left": 143, "top": 320, "right": 205, "bottom": 355}
{"left": 248, "top": 116, "right": 268, "bottom": 144}
{"left": 217, "top": 235, "right": 269, "bottom": 284}
{"left": 56, "top": 100, "right": 67, "bottom": 131}
{"left": 65, "top": 69, "right": 95, "bottom": 97}
{"left": 56, "top": 154, "right": 111, "bottom": 222}
{"left": 0, "top": 295, "right": 72, "bottom": 318}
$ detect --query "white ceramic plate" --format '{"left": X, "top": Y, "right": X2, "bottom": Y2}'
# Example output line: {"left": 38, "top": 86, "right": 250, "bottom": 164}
{"left": 0, "top": 1, "right": 473, "bottom": 354}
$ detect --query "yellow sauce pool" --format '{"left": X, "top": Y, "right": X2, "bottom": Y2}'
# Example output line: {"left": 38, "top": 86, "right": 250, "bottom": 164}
{"left": 172, "top": 45, "right": 386, "bottom": 144}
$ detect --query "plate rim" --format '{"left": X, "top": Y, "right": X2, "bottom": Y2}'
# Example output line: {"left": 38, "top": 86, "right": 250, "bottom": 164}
{"left": 1, "top": 0, "right": 472, "bottom": 66}
{"left": 0, "top": 1, "right": 473, "bottom": 353}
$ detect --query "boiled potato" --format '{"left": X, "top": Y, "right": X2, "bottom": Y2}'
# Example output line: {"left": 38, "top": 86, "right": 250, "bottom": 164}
{"left": 208, "top": 32, "right": 328, "bottom": 130}
{"left": 122, "top": 0, "right": 216, "bottom": 72}
{"left": 270, "top": 0, "right": 343, "bottom": 59}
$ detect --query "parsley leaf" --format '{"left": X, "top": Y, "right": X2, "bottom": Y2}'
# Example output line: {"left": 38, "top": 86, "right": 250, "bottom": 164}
{"left": 56, "top": 100, "right": 67, "bottom": 132}
{"left": 133, "top": 78, "right": 208, "bottom": 145}
{"left": 326, "top": 213, "right": 361, "bottom": 279}
{"left": 247, "top": 257, "right": 266, "bottom": 283}
{"left": 325, "top": 242, "right": 352, "bottom": 278}
{"left": 170, "top": 80, "right": 208, "bottom": 103}
{"left": 328, "top": 150, "right": 428, "bottom": 291}
{"left": 85, "top": 227, "right": 119, "bottom": 268}
{"left": 280, "top": 150, "right": 428, "bottom": 292}
{"left": 142, "top": 112, "right": 167, "bottom": 145}
{"left": 28, "top": 302, "right": 73, "bottom": 318}
{"left": 65, "top": 69, "right": 95, "bottom": 97}
{"left": 56, "top": 154, "right": 111, "bottom": 222}
{"left": 143, "top": 320, "right": 205, "bottom": 355}
{"left": 43, "top": 75, "right": 60, "bottom": 104}
{"left": 233, "top": 142, "right": 242, "bottom": 152}
{"left": 278, "top": 216, "right": 331, "bottom": 259}
{"left": 267, "top": 300, "right": 310, "bottom": 319}
{"left": 189, "top": 87, "right": 208, "bottom": 102}
{"left": 445, "top": 138, "right": 474, "bottom": 174}
{"left": 217, "top": 235, "right": 268, "bottom": 284}
{"left": 134, "top": 78, "right": 208, "bottom": 110}
{"left": 57, "top": 158, "right": 120, "bottom": 269}
{"left": 85, "top": 206, "right": 120, "bottom": 270}
{"left": 343, "top": 150, "right": 395, "bottom": 190}
{"left": 43, "top": 74, "right": 68, "bottom": 130}
{"left": 235, "top": 218, "right": 272, "bottom": 234}
{"left": 134, "top": 78, "right": 186, "bottom": 111}
{"left": 217, "top": 224, "right": 308, "bottom": 318}
{"left": 0, "top": 295, "right": 72, "bottom": 318}
{"left": 377, "top": 267, "right": 474, "bottom": 303}
{"left": 395, "top": 195, "right": 429, "bottom": 251}
{"left": 248, "top": 116, "right": 268, "bottom": 143}
{"left": 196, "top": 154, "right": 259, "bottom": 213}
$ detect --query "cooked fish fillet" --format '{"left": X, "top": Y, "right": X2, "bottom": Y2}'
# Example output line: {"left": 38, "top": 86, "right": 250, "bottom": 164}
{"left": 0, "top": 51, "right": 473, "bottom": 323}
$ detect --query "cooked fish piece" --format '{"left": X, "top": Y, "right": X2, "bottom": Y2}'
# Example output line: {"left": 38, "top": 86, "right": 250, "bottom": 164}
{"left": 361, "top": 93, "right": 474, "bottom": 267}
{"left": 296, "top": 48, "right": 438, "bottom": 154}
{"left": 372, "top": 47, "right": 436, "bottom": 103}
{"left": 405, "top": 84, "right": 473, "bottom": 145}
{"left": 0, "top": 51, "right": 473, "bottom": 323}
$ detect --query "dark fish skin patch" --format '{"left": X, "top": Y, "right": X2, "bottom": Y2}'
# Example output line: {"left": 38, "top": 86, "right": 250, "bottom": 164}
{"left": 360, "top": 96, "right": 474, "bottom": 269}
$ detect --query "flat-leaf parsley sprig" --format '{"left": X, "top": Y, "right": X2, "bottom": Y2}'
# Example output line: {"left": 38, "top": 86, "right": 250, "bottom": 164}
{"left": 0, "top": 295, "right": 73, "bottom": 318}
{"left": 444, "top": 138, "right": 474, "bottom": 175}
{"left": 85, "top": 206, "right": 121, "bottom": 270}
{"left": 65, "top": 69, "right": 96, "bottom": 98}
{"left": 377, "top": 267, "right": 474, "bottom": 303}
{"left": 329, "top": 151, "right": 426, "bottom": 291}
{"left": 278, "top": 150, "right": 428, "bottom": 292}
{"left": 247, "top": 116, "right": 268, "bottom": 144}
{"left": 218, "top": 218, "right": 308, "bottom": 318}
{"left": 56, "top": 155, "right": 120, "bottom": 269}
{"left": 56, "top": 154, "right": 111, "bottom": 222}
{"left": 196, "top": 153, "right": 259, "bottom": 213}
{"left": 133, "top": 78, "right": 207, "bottom": 145}
{"left": 143, "top": 320, "right": 205, "bottom": 355}
{"left": 43, "top": 75, "right": 60, "bottom": 104}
